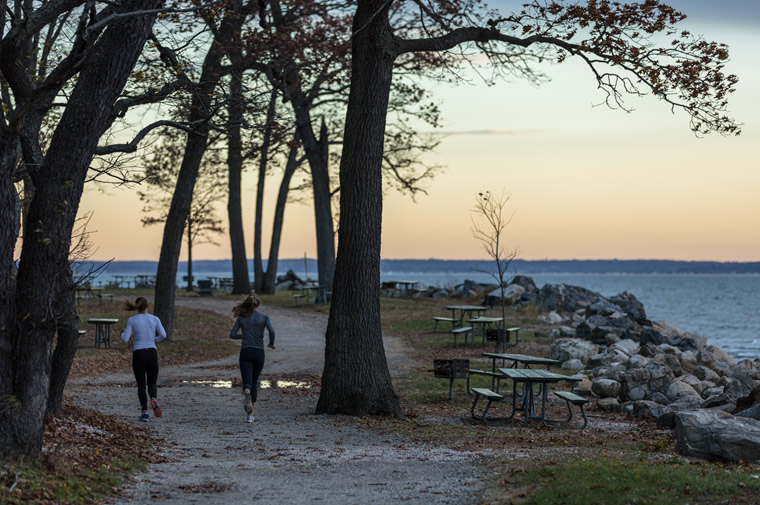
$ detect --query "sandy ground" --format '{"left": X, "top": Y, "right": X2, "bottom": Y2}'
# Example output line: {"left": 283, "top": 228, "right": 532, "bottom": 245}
{"left": 64, "top": 297, "right": 488, "bottom": 504}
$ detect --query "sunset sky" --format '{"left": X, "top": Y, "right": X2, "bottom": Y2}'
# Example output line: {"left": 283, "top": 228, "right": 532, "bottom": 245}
{"left": 78, "top": 0, "right": 759, "bottom": 263}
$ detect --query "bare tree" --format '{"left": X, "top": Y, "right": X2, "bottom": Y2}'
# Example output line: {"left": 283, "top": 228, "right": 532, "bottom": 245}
{"left": 472, "top": 191, "right": 518, "bottom": 335}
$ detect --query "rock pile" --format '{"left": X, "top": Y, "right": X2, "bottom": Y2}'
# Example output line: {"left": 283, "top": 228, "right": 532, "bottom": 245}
{"left": 517, "top": 278, "right": 760, "bottom": 463}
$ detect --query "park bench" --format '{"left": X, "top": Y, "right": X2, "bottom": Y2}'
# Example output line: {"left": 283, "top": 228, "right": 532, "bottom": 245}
{"left": 293, "top": 293, "right": 305, "bottom": 306}
{"left": 546, "top": 391, "right": 589, "bottom": 430}
{"left": 98, "top": 292, "right": 113, "bottom": 304}
{"left": 429, "top": 359, "right": 469, "bottom": 400}
{"left": 451, "top": 326, "right": 472, "bottom": 347}
{"left": 470, "top": 387, "right": 505, "bottom": 425}
{"left": 431, "top": 316, "right": 457, "bottom": 332}
{"left": 467, "top": 369, "right": 505, "bottom": 394}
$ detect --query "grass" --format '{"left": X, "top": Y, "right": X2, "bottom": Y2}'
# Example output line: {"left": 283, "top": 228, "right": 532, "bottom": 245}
{"left": 515, "top": 456, "right": 760, "bottom": 505}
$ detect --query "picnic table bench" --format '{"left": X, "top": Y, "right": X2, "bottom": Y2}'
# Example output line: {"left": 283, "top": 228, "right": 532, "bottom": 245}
{"left": 450, "top": 326, "right": 473, "bottom": 347}
{"left": 549, "top": 391, "right": 589, "bottom": 430}
{"left": 470, "top": 388, "right": 506, "bottom": 425}
{"left": 432, "top": 316, "right": 457, "bottom": 332}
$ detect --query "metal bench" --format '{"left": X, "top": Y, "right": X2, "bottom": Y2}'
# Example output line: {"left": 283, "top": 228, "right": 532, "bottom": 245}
{"left": 432, "top": 316, "right": 457, "bottom": 332}
{"left": 545, "top": 391, "right": 589, "bottom": 430}
{"left": 467, "top": 369, "right": 505, "bottom": 394}
{"left": 450, "top": 326, "right": 473, "bottom": 347}
{"left": 470, "top": 388, "right": 505, "bottom": 425}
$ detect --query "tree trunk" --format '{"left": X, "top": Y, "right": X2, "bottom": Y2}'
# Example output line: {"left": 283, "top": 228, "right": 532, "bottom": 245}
{"left": 253, "top": 92, "right": 277, "bottom": 293}
{"left": 186, "top": 216, "right": 193, "bottom": 291}
{"left": 316, "top": 1, "right": 400, "bottom": 417}
{"left": 227, "top": 71, "right": 250, "bottom": 295}
{"left": 0, "top": 0, "right": 161, "bottom": 460}
{"left": 154, "top": 60, "right": 223, "bottom": 340}
{"left": 47, "top": 285, "right": 80, "bottom": 414}
{"left": 154, "top": 9, "right": 242, "bottom": 339}
{"left": 291, "top": 95, "right": 335, "bottom": 291}
{"left": 261, "top": 133, "right": 301, "bottom": 294}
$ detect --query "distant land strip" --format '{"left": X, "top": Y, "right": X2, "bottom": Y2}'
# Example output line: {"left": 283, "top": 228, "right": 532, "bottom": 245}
{"left": 74, "top": 259, "right": 760, "bottom": 275}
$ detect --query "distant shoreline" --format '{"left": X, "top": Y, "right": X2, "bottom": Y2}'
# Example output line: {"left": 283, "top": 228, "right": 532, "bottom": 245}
{"left": 75, "top": 258, "right": 760, "bottom": 275}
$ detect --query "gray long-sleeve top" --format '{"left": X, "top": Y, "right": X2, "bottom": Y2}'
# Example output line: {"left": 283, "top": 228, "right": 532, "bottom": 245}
{"left": 229, "top": 311, "right": 275, "bottom": 349}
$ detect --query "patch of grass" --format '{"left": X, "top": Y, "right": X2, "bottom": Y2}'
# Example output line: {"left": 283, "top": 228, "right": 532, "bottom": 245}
{"left": 517, "top": 456, "right": 760, "bottom": 505}
{"left": 73, "top": 302, "right": 237, "bottom": 377}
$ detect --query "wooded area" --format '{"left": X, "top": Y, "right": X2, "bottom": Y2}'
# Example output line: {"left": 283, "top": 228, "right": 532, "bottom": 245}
{"left": 1, "top": 0, "right": 739, "bottom": 460}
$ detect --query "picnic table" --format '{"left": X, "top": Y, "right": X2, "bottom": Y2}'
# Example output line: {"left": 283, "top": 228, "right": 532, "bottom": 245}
{"left": 444, "top": 305, "right": 488, "bottom": 326}
{"left": 497, "top": 368, "right": 583, "bottom": 426}
{"left": 88, "top": 318, "right": 119, "bottom": 348}
{"left": 480, "top": 352, "right": 562, "bottom": 391}
{"left": 466, "top": 316, "right": 504, "bottom": 344}
{"left": 302, "top": 284, "right": 328, "bottom": 304}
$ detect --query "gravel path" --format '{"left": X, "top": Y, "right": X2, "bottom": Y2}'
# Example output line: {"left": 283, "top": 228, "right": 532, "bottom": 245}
{"left": 65, "top": 297, "right": 487, "bottom": 504}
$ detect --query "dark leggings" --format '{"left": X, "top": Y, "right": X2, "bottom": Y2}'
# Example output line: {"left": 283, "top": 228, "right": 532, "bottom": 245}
{"left": 239, "top": 347, "right": 265, "bottom": 402}
{"left": 132, "top": 348, "right": 159, "bottom": 411}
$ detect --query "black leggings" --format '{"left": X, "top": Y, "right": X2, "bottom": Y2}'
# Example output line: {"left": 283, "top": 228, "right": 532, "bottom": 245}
{"left": 132, "top": 348, "right": 159, "bottom": 411}
{"left": 239, "top": 347, "right": 265, "bottom": 402}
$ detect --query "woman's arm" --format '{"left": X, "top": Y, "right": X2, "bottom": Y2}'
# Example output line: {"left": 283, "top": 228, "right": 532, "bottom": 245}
{"left": 155, "top": 317, "right": 167, "bottom": 342}
{"left": 229, "top": 318, "right": 242, "bottom": 339}
{"left": 120, "top": 317, "right": 133, "bottom": 343}
{"left": 265, "top": 317, "right": 275, "bottom": 348}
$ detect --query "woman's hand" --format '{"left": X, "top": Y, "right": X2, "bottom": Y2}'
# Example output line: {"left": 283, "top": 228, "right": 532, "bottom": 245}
{"left": 268, "top": 343, "right": 276, "bottom": 350}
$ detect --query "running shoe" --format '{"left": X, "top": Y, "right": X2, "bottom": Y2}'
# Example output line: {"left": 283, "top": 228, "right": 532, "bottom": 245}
{"left": 140, "top": 413, "right": 149, "bottom": 422}
{"left": 243, "top": 391, "right": 253, "bottom": 414}
{"left": 150, "top": 398, "right": 162, "bottom": 418}
{"left": 246, "top": 415, "right": 254, "bottom": 423}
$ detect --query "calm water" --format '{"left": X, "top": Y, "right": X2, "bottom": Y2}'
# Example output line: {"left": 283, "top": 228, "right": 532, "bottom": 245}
{"left": 92, "top": 270, "right": 760, "bottom": 359}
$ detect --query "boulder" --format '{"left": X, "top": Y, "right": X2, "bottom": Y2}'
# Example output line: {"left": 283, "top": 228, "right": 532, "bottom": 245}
{"left": 597, "top": 397, "right": 621, "bottom": 412}
{"left": 609, "top": 291, "right": 648, "bottom": 323}
{"left": 698, "top": 346, "right": 737, "bottom": 370}
{"left": 632, "top": 400, "right": 662, "bottom": 418}
{"left": 639, "top": 327, "right": 665, "bottom": 346}
{"left": 592, "top": 378, "right": 621, "bottom": 398}
{"left": 679, "top": 351, "right": 698, "bottom": 374}
{"left": 510, "top": 275, "right": 537, "bottom": 292}
{"left": 551, "top": 338, "right": 599, "bottom": 364}
{"left": 736, "top": 404, "right": 760, "bottom": 421}
{"left": 674, "top": 410, "right": 760, "bottom": 462}
{"left": 562, "top": 359, "right": 585, "bottom": 372}
{"left": 536, "top": 283, "right": 600, "bottom": 313}
{"left": 586, "top": 299, "right": 623, "bottom": 317}
{"left": 665, "top": 380, "right": 702, "bottom": 403}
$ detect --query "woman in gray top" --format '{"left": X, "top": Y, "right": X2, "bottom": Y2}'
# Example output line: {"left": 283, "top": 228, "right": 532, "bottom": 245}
{"left": 230, "top": 295, "right": 275, "bottom": 423}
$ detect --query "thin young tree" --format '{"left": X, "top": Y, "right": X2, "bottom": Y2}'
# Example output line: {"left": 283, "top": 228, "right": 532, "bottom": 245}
{"left": 472, "top": 191, "right": 518, "bottom": 339}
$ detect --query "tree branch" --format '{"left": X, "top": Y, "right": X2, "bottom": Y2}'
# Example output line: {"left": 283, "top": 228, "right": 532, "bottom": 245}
{"left": 95, "top": 120, "right": 198, "bottom": 155}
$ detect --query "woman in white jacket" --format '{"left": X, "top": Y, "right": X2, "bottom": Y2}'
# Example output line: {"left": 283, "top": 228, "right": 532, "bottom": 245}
{"left": 120, "top": 297, "right": 167, "bottom": 422}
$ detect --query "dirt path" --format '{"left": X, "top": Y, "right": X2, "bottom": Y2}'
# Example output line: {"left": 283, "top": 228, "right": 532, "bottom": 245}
{"left": 65, "top": 297, "right": 487, "bottom": 504}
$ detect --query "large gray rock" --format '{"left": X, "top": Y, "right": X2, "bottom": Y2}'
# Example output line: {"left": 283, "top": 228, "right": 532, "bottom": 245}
{"left": 665, "top": 379, "right": 702, "bottom": 403}
{"left": 609, "top": 291, "right": 647, "bottom": 323}
{"left": 537, "top": 283, "right": 600, "bottom": 312}
{"left": 674, "top": 410, "right": 760, "bottom": 462}
{"left": 592, "top": 378, "right": 621, "bottom": 398}
{"left": 551, "top": 338, "right": 599, "bottom": 363}
{"left": 698, "top": 345, "right": 737, "bottom": 370}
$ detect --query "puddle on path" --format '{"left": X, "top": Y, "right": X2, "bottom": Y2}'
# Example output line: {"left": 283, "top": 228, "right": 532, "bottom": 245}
{"left": 177, "top": 378, "right": 314, "bottom": 389}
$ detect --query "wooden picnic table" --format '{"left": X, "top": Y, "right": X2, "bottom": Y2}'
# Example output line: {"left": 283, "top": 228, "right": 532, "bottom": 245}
{"left": 466, "top": 316, "right": 504, "bottom": 343}
{"left": 88, "top": 318, "right": 119, "bottom": 348}
{"left": 497, "top": 368, "right": 582, "bottom": 426}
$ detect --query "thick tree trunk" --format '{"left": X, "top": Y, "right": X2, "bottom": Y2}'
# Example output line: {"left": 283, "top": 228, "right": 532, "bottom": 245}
{"left": 261, "top": 134, "right": 300, "bottom": 294}
{"left": 47, "top": 286, "right": 80, "bottom": 414}
{"left": 316, "top": 1, "right": 400, "bottom": 417}
{"left": 253, "top": 93, "right": 277, "bottom": 293}
{"left": 228, "top": 71, "right": 250, "bottom": 295}
{"left": 291, "top": 96, "right": 335, "bottom": 291}
{"left": 0, "top": 0, "right": 160, "bottom": 460}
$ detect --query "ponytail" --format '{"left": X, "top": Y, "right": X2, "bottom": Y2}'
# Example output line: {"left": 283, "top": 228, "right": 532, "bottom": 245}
{"left": 232, "top": 295, "right": 260, "bottom": 318}
{"left": 122, "top": 296, "right": 148, "bottom": 312}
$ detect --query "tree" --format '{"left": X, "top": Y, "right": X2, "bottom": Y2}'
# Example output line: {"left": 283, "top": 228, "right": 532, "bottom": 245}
{"left": 317, "top": 0, "right": 739, "bottom": 416}
{"left": 140, "top": 133, "right": 226, "bottom": 292}
{"left": 1, "top": 0, "right": 164, "bottom": 460}
{"left": 472, "top": 191, "right": 518, "bottom": 335}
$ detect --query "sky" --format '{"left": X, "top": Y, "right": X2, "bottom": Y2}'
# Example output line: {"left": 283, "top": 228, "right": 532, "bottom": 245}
{"left": 76, "top": 0, "right": 760, "bottom": 263}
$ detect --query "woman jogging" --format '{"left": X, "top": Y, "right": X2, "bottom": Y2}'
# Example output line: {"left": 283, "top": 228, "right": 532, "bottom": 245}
{"left": 230, "top": 295, "right": 275, "bottom": 423}
{"left": 120, "top": 297, "right": 167, "bottom": 422}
